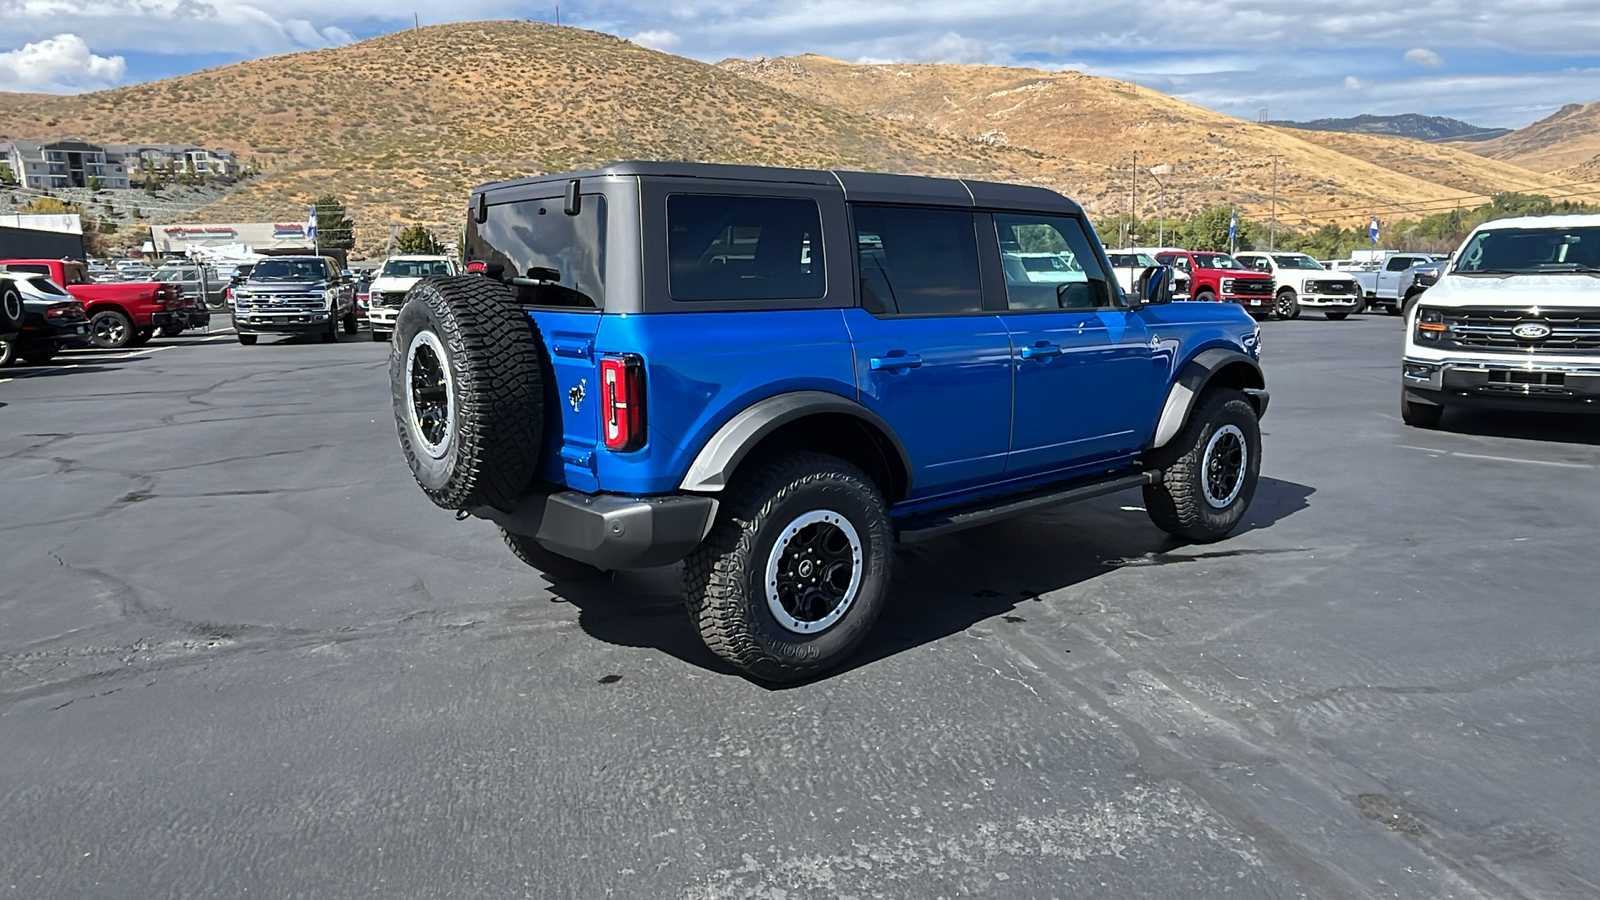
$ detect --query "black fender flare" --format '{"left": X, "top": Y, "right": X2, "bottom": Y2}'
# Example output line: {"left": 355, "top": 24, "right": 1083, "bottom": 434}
{"left": 1150, "top": 349, "right": 1268, "bottom": 450}
{"left": 678, "top": 390, "right": 913, "bottom": 496}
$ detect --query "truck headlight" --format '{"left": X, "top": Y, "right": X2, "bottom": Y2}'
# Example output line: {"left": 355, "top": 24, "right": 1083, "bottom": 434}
{"left": 1415, "top": 308, "right": 1445, "bottom": 342}
{"left": 1303, "top": 281, "right": 1320, "bottom": 294}
{"left": 1221, "top": 278, "right": 1235, "bottom": 293}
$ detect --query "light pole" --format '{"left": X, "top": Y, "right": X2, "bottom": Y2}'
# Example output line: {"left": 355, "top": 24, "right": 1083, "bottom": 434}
{"left": 1129, "top": 151, "right": 1139, "bottom": 248}
{"left": 1268, "top": 156, "right": 1280, "bottom": 250}
{"left": 1146, "top": 163, "right": 1173, "bottom": 247}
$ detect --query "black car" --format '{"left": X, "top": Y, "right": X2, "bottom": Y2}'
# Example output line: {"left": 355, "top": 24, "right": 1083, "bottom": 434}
{"left": 0, "top": 273, "right": 90, "bottom": 366}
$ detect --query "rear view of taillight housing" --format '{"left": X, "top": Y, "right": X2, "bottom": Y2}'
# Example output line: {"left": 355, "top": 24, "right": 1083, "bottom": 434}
{"left": 600, "top": 354, "right": 647, "bottom": 452}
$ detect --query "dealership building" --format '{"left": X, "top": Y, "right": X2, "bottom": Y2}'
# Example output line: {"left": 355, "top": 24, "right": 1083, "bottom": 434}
{"left": 148, "top": 222, "right": 316, "bottom": 257}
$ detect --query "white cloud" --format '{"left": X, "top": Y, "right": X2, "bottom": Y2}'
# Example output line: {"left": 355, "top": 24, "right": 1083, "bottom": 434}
{"left": 1404, "top": 47, "right": 1443, "bottom": 68}
{"left": 914, "top": 32, "right": 990, "bottom": 65}
{"left": 630, "top": 29, "right": 682, "bottom": 50}
{"left": 0, "top": 33, "right": 125, "bottom": 92}
{"left": 1344, "top": 75, "right": 1367, "bottom": 91}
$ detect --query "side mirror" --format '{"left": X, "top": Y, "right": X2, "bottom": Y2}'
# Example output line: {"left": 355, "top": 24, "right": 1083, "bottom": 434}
{"left": 1137, "top": 266, "right": 1174, "bottom": 305}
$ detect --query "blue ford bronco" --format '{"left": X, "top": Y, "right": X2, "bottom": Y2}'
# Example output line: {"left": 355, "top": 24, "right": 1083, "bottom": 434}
{"left": 389, "top": 162, "right": 1267, "bottom": 682}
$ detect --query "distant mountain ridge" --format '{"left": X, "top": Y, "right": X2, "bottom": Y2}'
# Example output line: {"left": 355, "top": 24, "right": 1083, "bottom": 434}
{"left": 1269, "top": 114, "right": 1510, "bottom": 142}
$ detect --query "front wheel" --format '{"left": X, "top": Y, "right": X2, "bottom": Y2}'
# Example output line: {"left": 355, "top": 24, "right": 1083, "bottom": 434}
{"left": 1194, "top": 289, "right": 1216, "bottom": 303}
{"left": 1274, "top": 289, "right": 1300, "bottom": 320}
{"left": 684, "top": 451, "right": 892, "bottom": 683}
{"left": 1402, "top": 392, "right": 1444, "bottom": 428}
{"left": 237, "top": 333, "right": 257, "bottom": 345}
{"left": 372, "top": 330, "right": 389, "bottom": 342}
{"left": 343, "top": 308, "right": 359, "bottom": 335}
{"left": 1326, "top": 311, "right": 1349, "bottom": 321}
{"left": 1143, "top": 388, "right": 1261, "bottom": 542}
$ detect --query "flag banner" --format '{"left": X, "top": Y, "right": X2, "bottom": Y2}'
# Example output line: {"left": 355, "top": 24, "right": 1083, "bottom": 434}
{"left": 1368, "top": 218, "right": 1380, "bottom": 246}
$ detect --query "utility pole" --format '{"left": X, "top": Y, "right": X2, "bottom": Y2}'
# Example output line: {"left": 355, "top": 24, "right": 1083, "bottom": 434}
{"left": 556, "top": 5, "right": 561, "bottom": 26}
{"left": 1130, "top": 151, "right": 1139, "bottom": 249}
{"left": 413, "top": 12, "right": 419, "bottom": 30}
{"left": 1269, "top": 156, "right": 1279, "bottom": 251}
{"left": 1148, "top": 163, "right": 1173, "bottom": 247}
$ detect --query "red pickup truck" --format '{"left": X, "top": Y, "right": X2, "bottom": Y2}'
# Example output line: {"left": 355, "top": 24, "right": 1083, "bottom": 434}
{"left": 0, "top": 258, "right": 188, "bottom": 349}
{"left": 1153, "top": 250, "right": 1276, "bottom": 317}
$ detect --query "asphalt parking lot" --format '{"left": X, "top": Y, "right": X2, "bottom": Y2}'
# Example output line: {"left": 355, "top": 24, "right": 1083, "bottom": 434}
{"left": 3, "top": 315, "right": 1598, "bottom": 899}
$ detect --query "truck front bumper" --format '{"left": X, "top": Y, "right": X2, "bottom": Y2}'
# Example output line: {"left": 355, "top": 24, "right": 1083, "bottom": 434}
{"left": 367, "top": 307, "right": 398, "bottom": 330}
{"left": 1402, "top": 356, "right": 1600, "bottom": 413}
{"left": 1299, "top": 292, "right": 1362, "bottom": 309}
{"left": 233, "top": 312, "right": 331, "bottom": 335}
{"left": 473, "top": 486, "right": 720, "bottom": 570}
{"left": 1222, "top": 293, "right": 1272, "bottom": 310}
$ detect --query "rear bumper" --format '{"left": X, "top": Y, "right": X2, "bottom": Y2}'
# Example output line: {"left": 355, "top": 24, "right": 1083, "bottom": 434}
{"left": 1402, "top": 356, "right": 1600, "bottom": 413}
{"left": 474, "top": 486, "right": 719, "bottom": 570}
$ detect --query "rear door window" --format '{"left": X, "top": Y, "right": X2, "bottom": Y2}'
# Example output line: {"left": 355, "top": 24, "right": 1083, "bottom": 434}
{"left": 852, "top": 205, "right": 982, "bottom": 315}
{"left": 667, "top": 195, "right": 824, "bottom": 302}
{"left": 467, "top": 195, "right": 608, "bottom": 309}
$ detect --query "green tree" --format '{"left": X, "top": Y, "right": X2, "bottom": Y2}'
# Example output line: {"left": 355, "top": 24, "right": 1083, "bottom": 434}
{"left": 0, "top": 161, "right": 15, "bottom": 186}
{"left": 1180, "top": 207, "right": 1254, "bottom": 252}
{"left": 87, "top": 174, "right": 101, "bottom": 192}
{"left": 18, "top": 197, "right": 76, "bottom": 215}
{"left": 395, "top": 224, "right": 443, "bottom": 255}
{"left": 311, "top": 194, "right": 356, "bottom": 250}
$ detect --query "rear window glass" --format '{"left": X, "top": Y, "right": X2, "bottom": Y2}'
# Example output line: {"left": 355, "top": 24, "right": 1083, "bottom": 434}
{"left": 667, "top": 195, "right": 824, "bottom": 302}
{"left": 467, "top": 196, "right": 607, "bottom": 309}
{"left": 853, "top": 205, "right": 982, "bottom": 315}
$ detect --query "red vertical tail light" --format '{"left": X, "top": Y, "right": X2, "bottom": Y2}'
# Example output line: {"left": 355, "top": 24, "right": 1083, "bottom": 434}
{"left": 600, "top": 354, "right": 646, "bottom": 452}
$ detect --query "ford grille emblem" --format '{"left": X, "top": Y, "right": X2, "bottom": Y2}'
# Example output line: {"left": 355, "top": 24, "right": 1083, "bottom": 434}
{"left": 1511, "top": 322, "right": 1552, "bottom": 340}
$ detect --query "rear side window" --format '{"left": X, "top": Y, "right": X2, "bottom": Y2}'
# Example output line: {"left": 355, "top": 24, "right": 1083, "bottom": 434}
{"left": 667, "top": 195, "right": 824, "bottom": 302}
{"left": 852, "top": 205, "right": 982, "bottom": 315}
{"left": 467, "top": 195, "right": 607, "bottom": 309}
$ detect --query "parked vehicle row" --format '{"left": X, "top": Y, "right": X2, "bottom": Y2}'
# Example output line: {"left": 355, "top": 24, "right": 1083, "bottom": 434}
{"left": 0, "top": 272, "right": 90, "bottom": 366}
{"left": 0, "top": 257, "right": 198, "bottom": 354}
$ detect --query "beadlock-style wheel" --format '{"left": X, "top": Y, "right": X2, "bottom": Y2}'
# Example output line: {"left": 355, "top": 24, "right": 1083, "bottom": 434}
{"left": 406, "top": 329, "right": 454, "bottom": 460}
{"left": 1201, "top": 424, "right": 1248, "bottom": 509}
{"left": 764, "top": 510, "right": 864, "bottom": 635}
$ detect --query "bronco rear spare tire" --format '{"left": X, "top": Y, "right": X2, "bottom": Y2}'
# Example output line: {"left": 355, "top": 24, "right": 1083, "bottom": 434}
{"left": 390, "top": 276, "right": 546, "bottom": 511}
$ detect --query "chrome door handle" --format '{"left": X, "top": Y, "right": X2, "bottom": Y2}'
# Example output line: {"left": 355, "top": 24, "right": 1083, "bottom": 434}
{"left": 870, "top": 353, "right": 923, "bottom": 371}
{"left": 1020, "top": 342, "right": 1062, "bottom": 360}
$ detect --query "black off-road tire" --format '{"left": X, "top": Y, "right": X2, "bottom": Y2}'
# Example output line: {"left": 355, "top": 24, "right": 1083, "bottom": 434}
{"left": 1143, "top": 388, "right": 1262, "bottom": 543}
{"left": 1401, "top": 392, "right": 1444, "bottom": 428}
{"left": 500, "top": 528, "right": 605, "bottom": 581}
{"left": 390, "top": 275, "right": 545, "bottom": 512}
{"left": 343, "top": 309, "right": 360, "bottom": 335}
{"left": 1326, "top": 312, "right": 1349, "bottom": 321}
{"left": 237, "top": 333, "right": 257, "bottom": 345}
{"left": 0, "top": 278, "right": 23, "bottom": 334}
{"left": 683, "top": 451, "right": 893, "bottom": 683}
{"left": 1274, "top": 289, "right": 1300, "bottom": 320}
{"left": 88, "top": 309, "right": 134, "bottom": 349}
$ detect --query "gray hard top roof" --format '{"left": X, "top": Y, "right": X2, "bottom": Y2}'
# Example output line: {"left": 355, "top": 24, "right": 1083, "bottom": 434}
{"left": 473, "top": 160, "right": 1082, "bottom": 216}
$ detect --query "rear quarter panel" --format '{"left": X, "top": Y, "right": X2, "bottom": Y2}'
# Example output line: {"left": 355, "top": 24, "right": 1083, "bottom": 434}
{"left": 571, "top": 309, "right": 858, "bottom": 496}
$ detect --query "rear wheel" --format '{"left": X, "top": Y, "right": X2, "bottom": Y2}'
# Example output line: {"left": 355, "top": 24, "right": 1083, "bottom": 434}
{"left": 1385, "top": 302, "right": 1403, "bottom": 316}
{"left": 88, "top": 309, "right": 135, "bottom": 349}
{"left": 1, "top": 279, "right": 23, "bottom": 333}
{"left": 129, "top": 327, "right": 154, "bottom": 347}
{"left": 390, "top": 276, "right": 546, "bottom": 511}
{"left": 159, "top": 324, "right": 186, "bottom": 337}
{"left": 684, "top": 451, "right": 892, "bottom": 683}
{"left": 1143, "top": 388, "right": 1261, "bottom": 542}
{"left": 1402, "top": 392, "right": 1444, "bottom": 428}
{"left": 237, "top": 333, "right": 257, "bottom": 345}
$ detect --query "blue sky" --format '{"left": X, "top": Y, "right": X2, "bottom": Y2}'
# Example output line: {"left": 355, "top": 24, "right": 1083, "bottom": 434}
{"left": 2, "top": 1, "right": 1598, "bottom": 128}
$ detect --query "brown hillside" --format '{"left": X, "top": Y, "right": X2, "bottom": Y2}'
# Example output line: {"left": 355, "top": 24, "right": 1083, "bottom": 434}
{"left": 0, "top": 23, "right": 1073, "bottom": 252}
{"left": 720, "top": 55, "right": 1599, "bottom": 230}
{"left": 1460, "top": 101, "right": 1600, "bottom": 173}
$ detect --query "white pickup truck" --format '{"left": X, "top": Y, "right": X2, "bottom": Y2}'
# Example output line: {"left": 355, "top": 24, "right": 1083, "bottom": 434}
{"left": 1401, "top": 215, "right": 1600, "bottom": 426}
{"left": 1233, "top": 251, "right": 1364, "bottom": 320}
{"left": 366, "top": 255, "right": 458, "bottom": 341}
{"left": 1349, "top": 253, "right": 1446, "bottom": 315}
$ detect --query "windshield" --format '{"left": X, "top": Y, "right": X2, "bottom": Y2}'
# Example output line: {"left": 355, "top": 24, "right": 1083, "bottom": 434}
{"left": 381, "top": 259, "right": 454, "bottom": 278}
{"left": 152, "top": 269, "right": 192, "bottom": 282}
{"left": 1272, "top": 254, "right": 1323, "bottom": 270}
{"left": 1107, "top": 253, "right": 1158, "bottom": 267}
{"left": 251, "top": 259, "right": 328, "bottom": 281}
{"left": 1193, "top": 253, "right": 1244, "bottom": 270}
{"left": 1454, "top": 226, "right": 1600, "bottom": 274}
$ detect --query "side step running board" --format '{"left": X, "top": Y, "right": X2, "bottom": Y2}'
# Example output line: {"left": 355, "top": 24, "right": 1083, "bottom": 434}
{"left": 895, "top": 470, "right": 1157, "bottom": 544}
